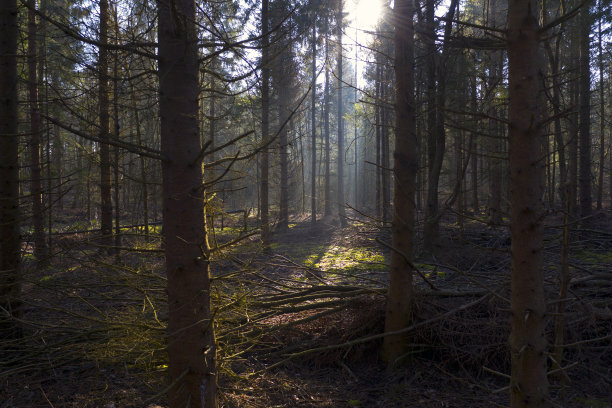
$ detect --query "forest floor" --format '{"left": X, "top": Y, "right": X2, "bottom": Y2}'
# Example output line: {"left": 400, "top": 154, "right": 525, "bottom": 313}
{"left": 2, "top": 210, "right": 611, "bottom": 408}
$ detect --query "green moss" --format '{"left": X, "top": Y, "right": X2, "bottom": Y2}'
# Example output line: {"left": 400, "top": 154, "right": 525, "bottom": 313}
{"left": 575, "top": 250, "right": 612, "bottom": 264}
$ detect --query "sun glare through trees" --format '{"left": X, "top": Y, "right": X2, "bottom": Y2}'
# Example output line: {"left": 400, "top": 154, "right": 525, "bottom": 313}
{"left": 1, "top": 0, "right": 611, "bottom": 407}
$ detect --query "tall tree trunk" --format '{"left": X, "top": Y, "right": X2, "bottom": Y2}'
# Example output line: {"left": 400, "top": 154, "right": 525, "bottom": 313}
{"left": 28, "top": 0, "right": 47, "bottom": 264}
{"left": 278, "top": 84, "right": 290, "bottom": 231}
{"left": 596, "top": 0, "right": 604, "bottom": 210}
{"left": 423, "top": 0, "right": 458, "bottom": 250}
{"left": 578, "top": 0, "right": 592, "bottom": 221}
{"left": 381, "top": 71, "right": 390, "bottom": 223}
{"left": 375, "top": 59, "right": 382, "bottom": 219}
{"left": 260, "top": 0, "right": 270, "bottom": 247}
{"left": 0, "top": 0, "right": 22, "bottom": 339}
{"left": 157, "top": 0, "right": 217, "bottom": 405}
{"left": 324, "top": 14, "right": 331, "bottom": 217}
{"left": 545, "top": 36, "right": 567, "bottom": 207}
{"left": 99, "top": 0, "right": 113, "bottom": 249}
{"left": 112, "top": 13, "right": 121, "bottom": 251}
{"left": 311, "top": 20, "right": 317, "bottom": 225}
{"left": 128, "top": 77, "right": 149, "bottom": 241}
{"left": 382, "top": 0, "right": 415, "bottom": 364}
{"left": 336, "top": 0, "right": 347, "bottom": 226}
{"left": 470, "top": 77, "right": 479, "bottom": 212}
{"left": 507, "top": 1, "right": 549, "bottom": 406}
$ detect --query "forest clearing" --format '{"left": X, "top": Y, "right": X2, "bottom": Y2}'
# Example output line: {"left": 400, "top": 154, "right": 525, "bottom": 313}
{"left": 1, "top": 0, "right": 612, "bottom": 407}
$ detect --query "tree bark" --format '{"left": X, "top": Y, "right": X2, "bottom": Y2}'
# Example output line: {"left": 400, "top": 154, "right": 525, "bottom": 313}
{"left": 157, "top": 0, "right": 217, "bottom": 405}
{"left": 336, "top": 0, "right": 347, "bottom": 226}
{"left": 324, "top": 14, "right": 332, "bottom": 217}
{"left": 596, "top": 1, "right": 604, "bottom": 210}
{"left": 578, "top": 0, "right": 592, "bottom": 222}
{"left": 0, "top": 0, "right": 22, "bottom": 339}
{"left": 28, "top": 0, "right": 47, "bottom": 264}
{"left": 507, "top": 1, "right": 549, "bottom": 406}
{"left": 261, "top": 0, "right": 270, "bottom": 247}
{"left": 311, "top": 20, "right": 317, "bottom": 225}
{"left": 382, "top": 0, "right": 415, "bottom": 364}
{"left": 99, "top": 0, "right": 113, "bottom": 249}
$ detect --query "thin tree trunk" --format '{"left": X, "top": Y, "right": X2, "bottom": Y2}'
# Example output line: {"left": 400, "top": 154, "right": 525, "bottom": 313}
{"left": 578, "top": 0, "right": 592, "bottom": 222}
{"left": 278, "top": 85, "right": 289, "bottom": 230}
{"left": 423, "top": 0, "right": 458, "bottom": 250}
{"left": 471, "top": 78, "right": 479, "bottom": 212}
{"left": 375, "top": 60, "right": 382, "bottom": 219}
{"left": 112, "top": 13, "right": 121, "bottom": 251}
{"left": 311, "top": 20, "right": 317, "bottom": 225}
{"left": 596, "top": 1, "right": 604, "bottom": 210}
{"left": 261, "top": 0, "right": 270, "bottom": 248}
{"left": 27, "top": 0, "right": 47, "bottom": 264}
{"left": 157, "top": 0, "right": 217, "bottom": 405}
{"left": 99, "top": 0, "right": 113, "bottom": 249}
{"left": 128, "top": 77, "right": 149, "bottom": 241}
{"left": 507, "top": 1, "right": 549, "bottom": 406}
{"left": 382, "top": 0, "right": 415, "bottom": 364}
{"left": 545, "top": 36, "right": 567, "bottom": 207}
{"left": 324, "top": 14, "right": 331, "bottom": 217}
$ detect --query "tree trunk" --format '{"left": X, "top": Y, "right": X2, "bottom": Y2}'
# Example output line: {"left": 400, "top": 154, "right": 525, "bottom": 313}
{"left": 544, "top": 37, "right": 567, "bottom": 207}
{"left": 507, "top": 1, "right": 549, "bottom": 406}
{"left": 27, "top": 0, "right": 47, "bottom": 264}
{"left": 423, "top": 0, "right": 458, "bottom": 251}
{"left": 375, "top": 59, "right": 382, "bottom": 219}
{"left": 578, "top": 0, "right": 592, "bottom": 222}
{"left": 278, "top": 84, "right": 290, "bottom": 231}
{"left": 157, "top": 0, "right": 217, "bottom": 405}
{"left": 596, "top": 1, "right": 604, "bottom": 210}
{"left": 470, "top": 78, "right": 479, "bottom": 212}
{"left": 311, "top": 20, "right": 317, "bottom": 225}
{"left": 336, "top": 0, "right": 347, "bottom": 226}
{"left": 0, "top": 0, "right": 22, "bottom": 339}
{"left": 99, "top": 0, "right": 113, "bottom": 249}
{"left": 324, "top": 14, "right": 332, "bottom": 217}
{"left": 260, "top": 0, "right": 270, "bottom": 247}
{"left": 112, "top": 15, "right": 121, "bottom": 251}
{"left": 382, "top": 0, "right": 415, "bottom": 364}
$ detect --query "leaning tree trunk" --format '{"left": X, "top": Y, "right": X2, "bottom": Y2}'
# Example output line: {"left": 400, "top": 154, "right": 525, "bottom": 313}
{"left": 157, "top": 0, "right": 217, "bottom": 405}
{"left": 507, "top": 1, "right": 549, "bottom": 407}
{"left": 382, "top": 0, "right": 415, "bottom": 364}
{"left": 0, "top": 0, "right": 22, "bottom": 339}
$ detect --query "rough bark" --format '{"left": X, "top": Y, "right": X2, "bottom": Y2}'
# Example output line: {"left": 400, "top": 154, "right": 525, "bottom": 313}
{"left": 157, "top": 0, "right": 217, "bottom": 405}
{"left": 0, "top": 0, "right": 22, "bottom": 339}
{"left": 99, "top": 0, "right": 113, "bottom": 249}
{"left": 507, "top": 1, "right": 549, "bottom": 406}
{"left": 382, "top": 0, "right": 415, "bottom": 364}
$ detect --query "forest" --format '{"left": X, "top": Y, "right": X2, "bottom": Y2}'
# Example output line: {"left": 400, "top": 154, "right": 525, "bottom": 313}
{"left": 1, "top": 0, "right": 611, "bottom": 406}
